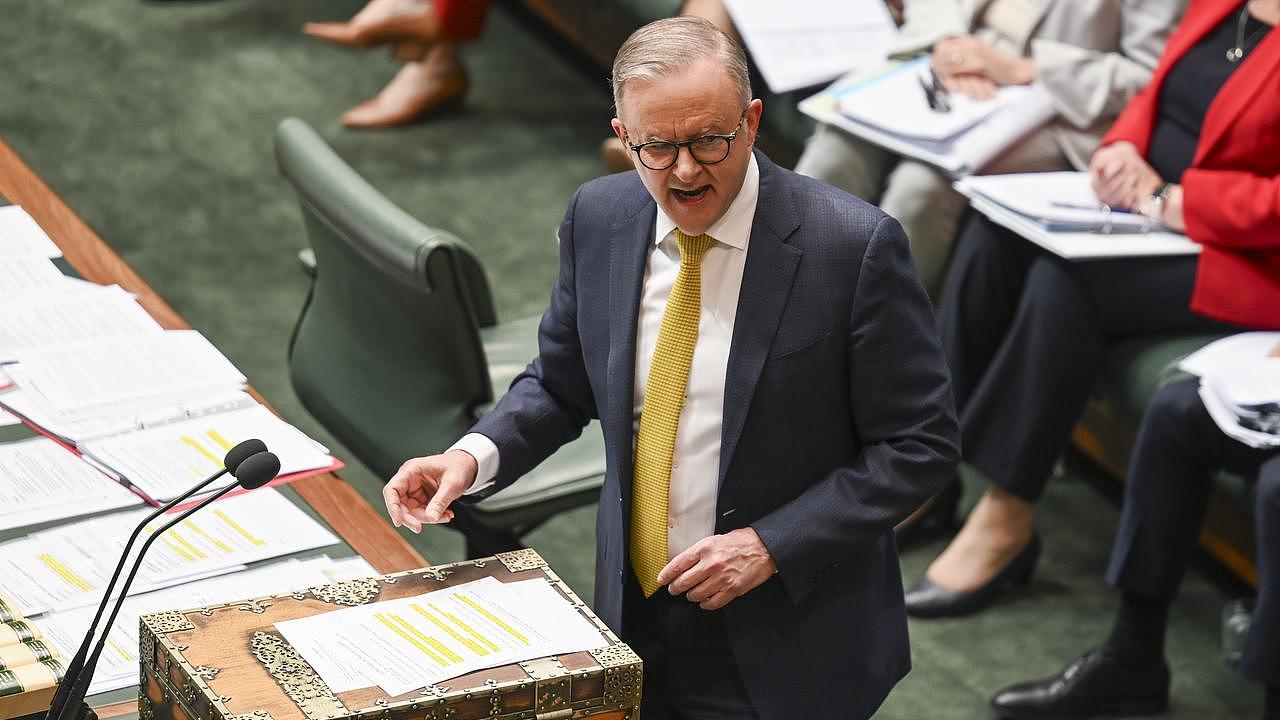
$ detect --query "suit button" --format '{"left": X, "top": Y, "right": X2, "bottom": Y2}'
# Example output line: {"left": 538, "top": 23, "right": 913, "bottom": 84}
{"left": 618, "top": 496, "right": 623, "bottom": 504}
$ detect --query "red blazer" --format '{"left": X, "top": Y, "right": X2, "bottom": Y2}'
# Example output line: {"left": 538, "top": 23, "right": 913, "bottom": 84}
{"left": 436, "top": 0, "right": 490, "bottom": 41}
{"left": 1101, "top": 0, "right": 1280, "bottom": 330}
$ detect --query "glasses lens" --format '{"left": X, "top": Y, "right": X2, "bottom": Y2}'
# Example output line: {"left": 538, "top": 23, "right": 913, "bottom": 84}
{"left": 638, "top": 143, "right": 678, "bottom": 170}
{"left": 689, "top": 136, "right": 731, "bottom": 164}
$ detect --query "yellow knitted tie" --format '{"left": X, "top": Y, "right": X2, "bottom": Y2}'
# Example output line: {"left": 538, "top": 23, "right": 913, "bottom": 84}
{"left": 631, "top": 229, "right": 714, "bottom": 597}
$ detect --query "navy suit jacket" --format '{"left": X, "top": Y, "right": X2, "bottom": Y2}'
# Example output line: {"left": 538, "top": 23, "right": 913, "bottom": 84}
{"left": 470, "top": 151, "right": 959, "bottom": 719}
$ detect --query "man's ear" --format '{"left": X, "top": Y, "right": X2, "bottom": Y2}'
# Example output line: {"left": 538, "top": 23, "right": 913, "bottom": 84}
{"left": 744, "top": 98, "right": 764, "bottom": 147}
{"left": 610, "top": 118, "right": 628, "bottom": 145}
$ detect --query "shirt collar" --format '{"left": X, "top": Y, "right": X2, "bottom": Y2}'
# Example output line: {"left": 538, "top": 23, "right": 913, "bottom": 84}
{"left": 653, "top": 153, "right": 759, "bottom": 251}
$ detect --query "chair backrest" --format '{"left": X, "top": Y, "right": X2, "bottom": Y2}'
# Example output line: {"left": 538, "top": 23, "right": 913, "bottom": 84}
{"left": 275, "top": 117, "right": 497, "bottom": 481}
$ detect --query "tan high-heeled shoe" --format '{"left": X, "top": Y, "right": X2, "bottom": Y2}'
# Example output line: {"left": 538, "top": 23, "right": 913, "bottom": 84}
{"left": 303, "top": 9, "right": 439, "bottom": 50}
{"left": 342, "top": 67, "right": 469, "bottom": 128}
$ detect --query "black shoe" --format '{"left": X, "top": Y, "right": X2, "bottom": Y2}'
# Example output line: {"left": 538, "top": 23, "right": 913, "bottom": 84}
{"left": 991, "top": 648, "right": 1169, "bottom": 719}
{"left": 904, "top": 534, "right": 1040, "bottom": 618}
{"left": 895, "top": 475, "right": 962, "bottom": 549}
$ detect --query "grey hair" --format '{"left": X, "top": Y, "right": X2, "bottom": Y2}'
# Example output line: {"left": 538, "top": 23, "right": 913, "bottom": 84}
{"left": 611, "top": 16, "right": 752, "bottom": 115}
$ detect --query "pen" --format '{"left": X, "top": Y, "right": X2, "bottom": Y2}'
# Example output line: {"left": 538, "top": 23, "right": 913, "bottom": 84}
{"left": 918, "top": 70, "right": 951, "bottom": 113}
{"left": 1049, "top": 201, "right": 1134, "bottom": 214}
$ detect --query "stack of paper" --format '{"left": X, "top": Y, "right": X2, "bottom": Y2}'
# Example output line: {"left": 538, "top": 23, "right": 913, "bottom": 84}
{"left": 955, "top": 172, "right": 1201, "bottom": 259}
{"left": 800, "top": 57, "right": 1056, "bottom": 176}
{"left": 37, "top": 555, "right": 375, "bottom": 695}
{"left": 723, "top": 0, "right": 897, "bottom": 93}
{"left": 278, "top": 576, "right": 608, "bottom": 695}
{"left": 0, "top": 488, "right": 339, "bottom": 617}
{"left": 0, "top": 204, "right": 341, "bottom": 512}
{"left": 0, "top": 437, "right": 142, "bottom": 532}
{"left": 1178, "top": 333, "right": 1280, "bottom": 448}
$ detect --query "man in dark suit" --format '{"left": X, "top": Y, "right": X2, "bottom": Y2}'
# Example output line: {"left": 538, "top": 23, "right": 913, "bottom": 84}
{"left": 383, "top": 16, "right": 959, "bottom": 719}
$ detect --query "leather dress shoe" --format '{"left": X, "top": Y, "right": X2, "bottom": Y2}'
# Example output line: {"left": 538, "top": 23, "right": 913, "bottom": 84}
{"left": 342, "top": 69, "right": 468, "bottom": 128}
{"left": 991, "top": 648, "right": 1169, "bottom": 719}
{"left": 894, "top": 474, "right": 961, "bottom": 549}
{"left": 903, "top": 533, "right": 1039, "bottom": 618}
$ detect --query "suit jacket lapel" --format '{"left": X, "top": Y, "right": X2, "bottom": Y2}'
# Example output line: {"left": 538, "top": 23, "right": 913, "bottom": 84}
{"left": 606, "top": 199, "right": 654, "bottom": 507}
{"left": 717, "top": 154, "right": 802, "bottom": 486}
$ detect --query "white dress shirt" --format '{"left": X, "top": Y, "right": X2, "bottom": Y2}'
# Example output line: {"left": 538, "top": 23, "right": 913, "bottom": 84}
{"left": 455, "top": 154, "right": 760, "bottom": 559}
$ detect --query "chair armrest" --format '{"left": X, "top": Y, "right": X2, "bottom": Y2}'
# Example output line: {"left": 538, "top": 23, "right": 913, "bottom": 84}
{"left": 297, "top": 248, "right": 317, "bottom": 277}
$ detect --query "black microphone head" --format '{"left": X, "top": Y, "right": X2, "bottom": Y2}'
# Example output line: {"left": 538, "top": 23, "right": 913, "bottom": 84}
{"left": 234, "top": 451, "right": 281, "bottom": 490}
{"left": 223, "top": 439, "right": 268, "bottom": 473}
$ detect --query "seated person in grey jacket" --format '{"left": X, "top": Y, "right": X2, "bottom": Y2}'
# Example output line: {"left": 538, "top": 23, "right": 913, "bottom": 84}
{"left": 794, "top": 0, "right": 1186, "bottom": 298}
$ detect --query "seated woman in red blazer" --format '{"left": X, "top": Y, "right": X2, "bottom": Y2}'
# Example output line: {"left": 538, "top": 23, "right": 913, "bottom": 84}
{"left": 303, "top": 0, "right": 490, "bottom": 127}
{"left": 902, "top": 0, "right": 1280, "bottom": 637}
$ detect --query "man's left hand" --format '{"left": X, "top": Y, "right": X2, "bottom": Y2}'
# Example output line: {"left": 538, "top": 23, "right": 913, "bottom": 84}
{"left": 658, "top": 528, "right": 777, "bottom": 610}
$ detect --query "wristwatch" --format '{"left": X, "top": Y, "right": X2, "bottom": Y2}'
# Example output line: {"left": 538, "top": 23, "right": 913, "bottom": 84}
{"left": 1145, "top": 182, "right": 1172, "bottom": 221}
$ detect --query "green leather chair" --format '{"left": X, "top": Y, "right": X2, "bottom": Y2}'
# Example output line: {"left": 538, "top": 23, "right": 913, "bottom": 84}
{"left": 274, "top": 117, "right": 605, "bottom": 558}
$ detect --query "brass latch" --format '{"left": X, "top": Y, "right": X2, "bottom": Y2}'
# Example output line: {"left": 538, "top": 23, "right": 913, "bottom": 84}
{"left": 534, "top": 710, "right": 574, "bottom": 720}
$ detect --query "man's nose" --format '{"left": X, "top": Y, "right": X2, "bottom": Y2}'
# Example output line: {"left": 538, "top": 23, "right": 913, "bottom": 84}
{"left": 671, "top": 145, "right": 701, "bottom": 182}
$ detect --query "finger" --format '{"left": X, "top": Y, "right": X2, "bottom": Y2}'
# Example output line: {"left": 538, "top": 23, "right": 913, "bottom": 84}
{"left": 658, "top": 546, "right": 701, "bottom": 588}
{"left": 700, "top": 588, "right": 736, "bottom": 611}
{"left": 667, "top": 555, "right": 715, "bottom": 596}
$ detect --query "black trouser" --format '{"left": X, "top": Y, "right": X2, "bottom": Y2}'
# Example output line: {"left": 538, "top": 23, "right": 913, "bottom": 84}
{"left": 939, "top": 216, "right": 1236, "bottom": 501}
{"left": 621, "top": 573, "right": 759, "bottom": 720}
{"left": 1106, "top": 378, "right": 1280, "bottom": 685}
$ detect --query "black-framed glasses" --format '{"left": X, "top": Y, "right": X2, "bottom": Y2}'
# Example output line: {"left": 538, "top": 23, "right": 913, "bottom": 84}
{"left": 626, "top": 112, "right": 746, "bottom": 171}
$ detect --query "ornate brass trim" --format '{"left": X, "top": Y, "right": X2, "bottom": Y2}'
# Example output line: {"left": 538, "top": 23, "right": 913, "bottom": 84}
{"left": 226, "top": 712, "right": 274, "bottom": 720}
{"left": 420, "top": 566, "right": 452, "bottom": 582}
{"left": 143, "top": 610, "right": 195, "bottom": 634}
{"left": 495, "top": 548, "right": 546, "bottom": 573}
{"left": 308, "top": 578, "right": 381, "bottom": 607}
{"left": 592, "top": 645, "right": 642, "bottom": 710}
{"left": 249, "top": 631, "right": 347, "bottom": 720}
{"left": 138, "top": 693, "right": 155, "bottom": 720}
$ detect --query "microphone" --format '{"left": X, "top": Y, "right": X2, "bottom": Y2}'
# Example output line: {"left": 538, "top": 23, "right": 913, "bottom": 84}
{"left": 44, "top": 441, "right": 272, "bottom": 720}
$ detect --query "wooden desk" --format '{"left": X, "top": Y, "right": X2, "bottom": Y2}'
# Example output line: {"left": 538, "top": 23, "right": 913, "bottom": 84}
{"left": 0, "top": 138, "right": 427, "bottom": 717}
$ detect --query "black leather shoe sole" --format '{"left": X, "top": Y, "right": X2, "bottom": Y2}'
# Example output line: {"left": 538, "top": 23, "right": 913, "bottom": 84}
{"left": 904, "top": 534, "right": 1040, "bottom": 618}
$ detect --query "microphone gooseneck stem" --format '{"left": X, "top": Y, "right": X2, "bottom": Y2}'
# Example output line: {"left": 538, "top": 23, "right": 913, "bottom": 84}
{"left": 55, "top": 480, "right": 246, "bottom": 720}
{"left": 45, "top": 468, "right": 230, "bottom": 720}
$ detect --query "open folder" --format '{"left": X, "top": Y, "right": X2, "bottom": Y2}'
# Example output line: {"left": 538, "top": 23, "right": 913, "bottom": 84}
{"left": 799, "top": 57, "right": 1057, "bottom": 177}
{"left": 955, "top": 172, "right": 1202, "bottom": 259}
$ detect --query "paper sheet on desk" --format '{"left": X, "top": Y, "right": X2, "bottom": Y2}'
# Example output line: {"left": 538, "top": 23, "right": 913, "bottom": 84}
{"left": 79, "top": 403, "right": 335, "bottom": 502}
{"left": 1178, "top": 333, "right": 1280, "bottom": 378}
{"left": 277, "top": 576, "right": 608, "bottom": 696}
{"left": 0, "top": 284, "right": 161, "bottom": 360}
{"left": 724, "top": 0, "right": 896, "bottom": 93}
{"left": 0, "top": 255, "right": 70, "bottom": 298}
{"left": 5, "top": 329, "right": 246, "bottom": 418}
{"left": 0, "top": 437, "right": 143, "bottom": 532}
{"left": 0, "top": 206, "right": 60, "bottom": 258}
{"left": 0, "top": 489, "right": 338, "bottom": 616}
{"left": 956, "top": 172, "right": 1155, "bottom": 233}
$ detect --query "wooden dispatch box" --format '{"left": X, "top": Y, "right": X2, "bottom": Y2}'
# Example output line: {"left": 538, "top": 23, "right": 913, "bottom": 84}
{"left": 139, "top": 549, "right": 641, "bottom": 720}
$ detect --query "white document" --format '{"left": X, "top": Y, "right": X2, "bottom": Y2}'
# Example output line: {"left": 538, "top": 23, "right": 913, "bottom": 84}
{"left": 800, "top": 59, "right": 1057, "bottom": 176}
{"left": 0, "top": 489, "right": 338, "bottom": 615}
{"left": 723, "top": 0, "right": 897, "bottom": 93}
{"left": 80, "top": 403, "right": 335, "bottom": 502}
{"left": 39, "top": 555, "right": 378, "bottom": 695}
{"left": 6, "top": 329, "right": 246, "bottom": 418}
{"left": 0, "top": 206, "right": 60, "bottom": 258}
{"left": 961, "top": 193, "right": 1200, "bottom": 259}
{"left": 1178, "top": 332, "right": 1280, "bottom": 377}
{"left": 956, "top": 172, "right": 1156, "bottom": 233}
{"left": 0, "top": 284, "right": 162, "bottom": 360}
{"left": 1199, "top": 383, "right": 1280, "bottom": 449}
{"left": 0, "top": 437, "right": 142, "bottom": 532}
{"left": 278, "top": 576, "right": 608, "bottom": 696}
{"left": 0, "top": 255, "right": 70, "bottom": 298}
{"left": 0, "top": 388, "right": 257, "bottom": 445}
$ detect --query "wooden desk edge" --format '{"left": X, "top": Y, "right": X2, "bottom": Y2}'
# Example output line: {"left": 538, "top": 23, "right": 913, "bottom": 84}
{"left": 0, "top": 138, "right": 427, "bottom": 716}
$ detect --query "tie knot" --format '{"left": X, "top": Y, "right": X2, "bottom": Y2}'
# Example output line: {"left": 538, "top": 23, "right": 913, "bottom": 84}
{"left": 674, "top": 229, "right": 714, "bottom": 266}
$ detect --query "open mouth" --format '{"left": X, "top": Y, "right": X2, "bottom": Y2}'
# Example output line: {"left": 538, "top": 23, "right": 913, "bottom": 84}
{"left": 671, "top": 185, "right": 710, "bottom": 204}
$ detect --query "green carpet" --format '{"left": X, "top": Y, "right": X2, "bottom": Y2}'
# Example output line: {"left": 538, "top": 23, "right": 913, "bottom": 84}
{"left": 0, "top": 1, "right": 1262, "bottom": 716}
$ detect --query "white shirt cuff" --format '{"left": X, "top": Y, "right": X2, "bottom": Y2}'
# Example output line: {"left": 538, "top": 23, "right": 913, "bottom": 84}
{"left": 450, "top": 433, "right": 500, "bottom": 495}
